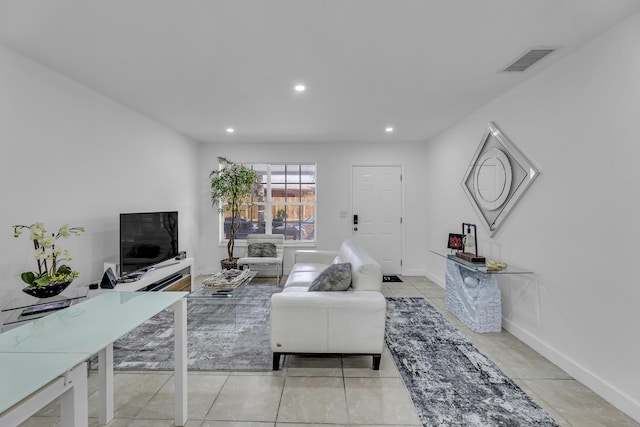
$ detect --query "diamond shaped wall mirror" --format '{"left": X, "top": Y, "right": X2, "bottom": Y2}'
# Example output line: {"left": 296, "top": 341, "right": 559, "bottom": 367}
{"left": 461, "top": 122, "right": 540, "bottom": 237}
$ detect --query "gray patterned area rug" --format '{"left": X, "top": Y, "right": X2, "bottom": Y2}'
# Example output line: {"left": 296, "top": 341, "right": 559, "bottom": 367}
{"left": 96, "top": 282, "right": 280, "bottom": 371}
{"left": 385, "top": 297, "right": 558, "bottom": 427}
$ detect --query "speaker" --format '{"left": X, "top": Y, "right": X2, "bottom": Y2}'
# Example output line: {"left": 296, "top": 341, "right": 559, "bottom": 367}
{"left": 104, "top": 262, "right": 119, "bottom": 276}
{"left": 100, "top": 268, "right": 118, "bottom": 289}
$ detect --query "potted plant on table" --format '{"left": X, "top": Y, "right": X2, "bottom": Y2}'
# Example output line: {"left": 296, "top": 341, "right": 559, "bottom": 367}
{"left": 12, "top": 222, "right": 85, "bottom": 298}
{"left": 209, "top": 157, "right": 260, "bottom": 270}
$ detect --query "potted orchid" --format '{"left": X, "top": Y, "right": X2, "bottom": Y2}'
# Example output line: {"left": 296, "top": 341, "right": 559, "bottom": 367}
{"left": 13, "top": 222, "right": 85, "bottom": 297}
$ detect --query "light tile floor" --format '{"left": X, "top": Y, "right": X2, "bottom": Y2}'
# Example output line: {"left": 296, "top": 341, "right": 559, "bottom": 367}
{"left": 19, "top": 276, "right": 639, "bottom": 427}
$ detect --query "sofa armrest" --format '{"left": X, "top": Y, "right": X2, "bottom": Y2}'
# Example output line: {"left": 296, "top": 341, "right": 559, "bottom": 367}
{"left": 294, "top": 250, "right": 339, "bottom": 265}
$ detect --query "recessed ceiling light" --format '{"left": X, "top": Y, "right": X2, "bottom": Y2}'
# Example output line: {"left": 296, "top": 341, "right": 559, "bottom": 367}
{"left": 385, "top": 127, "right": 394, "bottom": 133}
{"left": 294, "top": 84, "right": 306, "bottom": 92}
{"left": 226, "top": 128, "right": 235, "bottom": 134}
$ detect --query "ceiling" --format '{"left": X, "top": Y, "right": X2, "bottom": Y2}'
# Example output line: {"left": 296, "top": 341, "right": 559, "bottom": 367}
{"left": 1, "top": 1, "right": 639, "bottom": 144}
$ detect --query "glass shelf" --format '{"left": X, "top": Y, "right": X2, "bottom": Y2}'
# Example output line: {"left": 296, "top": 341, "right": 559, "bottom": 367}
{"left": 2, "top": 286, "right": 90, "bottom": 331}
{"left": 2, "top": 286, "right": 88, "bottom": 312}
{"left": 430, "top": 250, "right": 532, "bottom": 274}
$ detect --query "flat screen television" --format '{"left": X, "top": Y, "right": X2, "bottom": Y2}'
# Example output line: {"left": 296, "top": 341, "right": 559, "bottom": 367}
{"left": 119, "top": 211, "right": 179, "bottom": 277}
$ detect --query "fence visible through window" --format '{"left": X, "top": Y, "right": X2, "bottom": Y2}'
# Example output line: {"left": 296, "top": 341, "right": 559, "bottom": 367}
{"left": 222, "top": 163, "right": 316, "bottom": 242}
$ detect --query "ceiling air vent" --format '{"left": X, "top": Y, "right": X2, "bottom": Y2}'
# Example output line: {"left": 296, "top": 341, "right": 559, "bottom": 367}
{"left": 502, "top": 48, "right": 555, "bottom": 72}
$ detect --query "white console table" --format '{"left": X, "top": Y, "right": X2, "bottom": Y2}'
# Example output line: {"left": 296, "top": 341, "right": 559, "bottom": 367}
{"left": 0, "top": 291, "right": 188, "bottom": 426}
{"left": 431, "top": 251, "right": 532, "bottom": 333}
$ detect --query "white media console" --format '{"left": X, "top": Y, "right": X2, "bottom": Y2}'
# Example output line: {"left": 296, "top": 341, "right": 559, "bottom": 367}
{"left": 106, "top": 257, "right": 194, "bottom": 293}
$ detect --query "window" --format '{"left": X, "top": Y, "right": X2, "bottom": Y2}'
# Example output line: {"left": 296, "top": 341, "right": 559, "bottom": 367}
{"left": 222, "top": 163, "right": 316, "bottom": 242}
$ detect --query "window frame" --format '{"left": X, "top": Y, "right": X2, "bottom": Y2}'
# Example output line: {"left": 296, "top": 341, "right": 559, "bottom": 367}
{"left": 218, "top": 162, "right": 317, "bottom": 246}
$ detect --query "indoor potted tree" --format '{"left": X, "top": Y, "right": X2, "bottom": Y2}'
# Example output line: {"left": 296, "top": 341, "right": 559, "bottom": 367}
{"left": 209, "top": 157, "right": 260, "bottom": 269}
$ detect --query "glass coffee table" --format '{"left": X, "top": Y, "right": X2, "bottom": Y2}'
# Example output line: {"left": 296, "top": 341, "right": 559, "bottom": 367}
{"left": 189, "top": 271, "right": 257, "bottom": 299}
{"left": 186, "top": 271, "right": 262, "bottom": 332}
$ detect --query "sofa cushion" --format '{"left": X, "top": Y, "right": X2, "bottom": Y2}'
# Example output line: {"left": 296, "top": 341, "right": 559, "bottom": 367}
{"left": 308, "top": 263, "right": 352, "bottom": 291}
{"left": 285, "top": 271, "right": 320, "bottom": 288}
{"left": 290, "top": 263, "right": 327, "bottom": 274}
{"left": 247, "top": 242, "right": 277, "bottom": 257}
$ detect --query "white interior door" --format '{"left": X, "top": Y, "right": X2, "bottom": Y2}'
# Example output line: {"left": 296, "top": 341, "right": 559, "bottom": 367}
{"left": 352, "top": 166, "right": 402, "bottom": 274}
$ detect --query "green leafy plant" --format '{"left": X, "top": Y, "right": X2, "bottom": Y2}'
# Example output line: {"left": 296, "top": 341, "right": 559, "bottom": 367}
{"left": 12, "top": 223, "right": 84, "bottom": 287}
{"left": 209, "top": 157, "right": 260, "bottom": 261}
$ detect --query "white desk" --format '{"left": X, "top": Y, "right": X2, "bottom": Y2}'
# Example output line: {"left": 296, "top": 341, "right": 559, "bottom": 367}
{"left": 0, "top": 291, "right": 188, "bottom": 426}
{"left": 0, "top": 353, "right": 88, "bottom": 426}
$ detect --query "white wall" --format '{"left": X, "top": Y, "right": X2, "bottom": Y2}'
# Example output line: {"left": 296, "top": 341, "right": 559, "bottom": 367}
{"left": 197, "top": 142, "right": 427, "bottom": 276}
{"left": 424, "top": 12, "right": 640, "bottom": 420}
{"left": 0, "top": 44, "right": 200, "bottom": 302}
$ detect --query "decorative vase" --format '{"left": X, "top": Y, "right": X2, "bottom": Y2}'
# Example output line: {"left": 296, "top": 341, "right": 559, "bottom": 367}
{"left": 220, "top": 258, "right": 239, "bottom": 270}
{"left": 22, "top": 280, "right": 72, "bottom": 298}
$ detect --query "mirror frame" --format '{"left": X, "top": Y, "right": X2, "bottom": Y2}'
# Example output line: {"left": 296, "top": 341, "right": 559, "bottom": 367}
{"left": 472, "top": 147, "right": 512, "bottom": 211}
{"left": 461, "top": 122, "right": 540, "bottom": 237}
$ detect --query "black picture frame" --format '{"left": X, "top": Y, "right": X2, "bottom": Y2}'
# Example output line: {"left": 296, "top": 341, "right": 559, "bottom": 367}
{"left": 447, "top": 233, "right": 464, "bottom": 250}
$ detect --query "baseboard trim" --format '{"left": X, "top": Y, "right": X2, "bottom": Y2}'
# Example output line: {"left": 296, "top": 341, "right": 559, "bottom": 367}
{"left": 425, "top": 265, "right": 640, "bottom": 422}
{"left": 502, "top": 318, "right": 640, "bottom": 423}
{"left": 402, "top": 268, "right": 426, "bottom": 277}
{"left": 424, "top": 269, "right": 445, "bottom": 288}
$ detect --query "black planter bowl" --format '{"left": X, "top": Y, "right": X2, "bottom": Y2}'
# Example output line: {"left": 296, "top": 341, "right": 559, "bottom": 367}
{"left": 22, "top": 281, "right": 72, "bottom": 298}
{"left": 220, "top": 258, "right": 239, "bottom": 270}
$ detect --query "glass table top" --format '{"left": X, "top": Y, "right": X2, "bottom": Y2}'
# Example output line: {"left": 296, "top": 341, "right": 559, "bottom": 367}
{"left": 430, "top": 250, "right": 533, "bottom": 274}
{"left": 0, "top": 352, "right": 88, "bottom": 414}
{"left": 0, "top": 291, "right": 187, "bottom": 355}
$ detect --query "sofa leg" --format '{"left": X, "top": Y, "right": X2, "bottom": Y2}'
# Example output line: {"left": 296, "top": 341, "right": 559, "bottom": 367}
{"left": 372, "top": 354, "right": 381, "bottom": 370}
{"left": 273, "top": 353, "right": 282, "bottom": 370}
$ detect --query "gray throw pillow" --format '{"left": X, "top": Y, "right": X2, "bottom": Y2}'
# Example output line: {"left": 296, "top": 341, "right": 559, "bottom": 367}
{"left": 308, "top": 263, "right": 352, "bottom": 291}
{"left": 248, "top": 242, "right": 277, "bottom": 257}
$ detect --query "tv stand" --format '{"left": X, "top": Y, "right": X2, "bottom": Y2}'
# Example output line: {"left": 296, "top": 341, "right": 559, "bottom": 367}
{"left": 106, "top": 258, "right": 193, "bottom": 293}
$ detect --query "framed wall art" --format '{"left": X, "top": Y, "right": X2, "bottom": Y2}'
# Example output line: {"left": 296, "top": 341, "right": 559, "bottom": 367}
{"left": 447, "top": 233, "right": 464, "bottom": 250}
{"left": 461, "top": 122, "right": 540, "bottom": 237}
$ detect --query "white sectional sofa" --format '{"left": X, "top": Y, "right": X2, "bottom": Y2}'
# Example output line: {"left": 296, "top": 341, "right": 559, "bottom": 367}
{"left": 270, "top": 239, "right": 386, "bottom": 370}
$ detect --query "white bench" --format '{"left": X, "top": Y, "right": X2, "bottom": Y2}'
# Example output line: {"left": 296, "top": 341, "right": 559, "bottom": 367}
{"left": 237, "top": 234, "right": 284, "bottom": 283}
